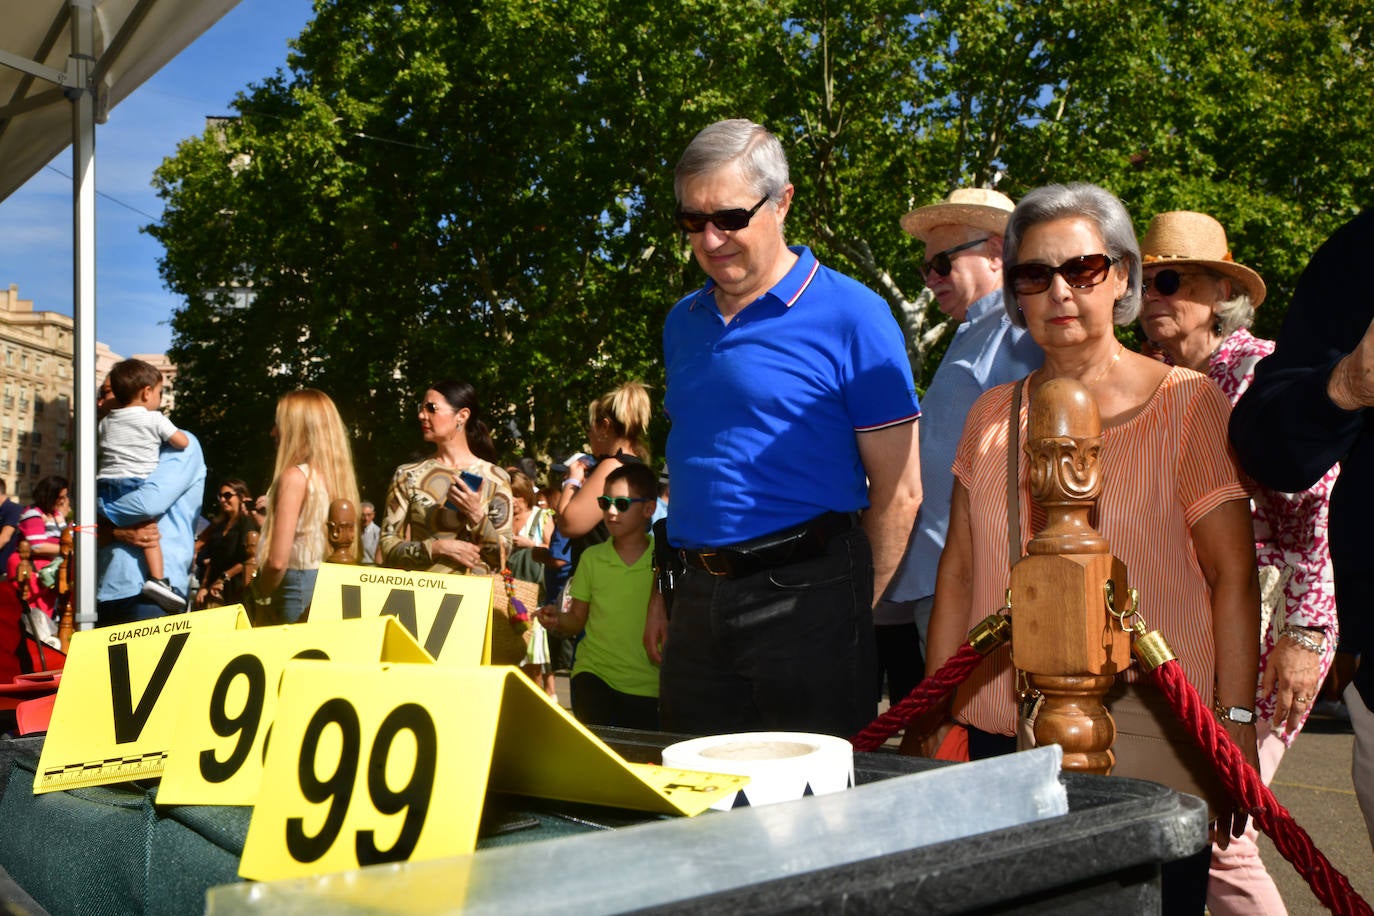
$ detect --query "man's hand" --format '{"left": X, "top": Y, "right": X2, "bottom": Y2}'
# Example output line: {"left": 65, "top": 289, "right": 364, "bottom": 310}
{"left": 1327, "top": 316, "right": 1374, "bottom": 409}
{"left": 112, "top": 519, "right": 161, "bottom": 550}
{"left": 643, "top": 590, "right": 669, "bottom": 664}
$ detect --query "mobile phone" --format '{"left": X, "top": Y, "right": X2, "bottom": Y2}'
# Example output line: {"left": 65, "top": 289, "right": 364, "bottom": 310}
{"left": 459, "top": 471, "right": 484, "bottom": 491}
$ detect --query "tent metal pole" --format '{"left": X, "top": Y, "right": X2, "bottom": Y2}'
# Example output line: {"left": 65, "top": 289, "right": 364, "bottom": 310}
{"left": 71, "top": 0, "right": 97, "bottom": 629}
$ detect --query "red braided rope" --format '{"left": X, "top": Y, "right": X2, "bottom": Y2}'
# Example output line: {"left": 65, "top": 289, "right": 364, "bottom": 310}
{"left": 1150, "top": 660, "right": 1372, "bottom": 916}
{"left": 850, "top": 642, "right": 986, "bottom": 752}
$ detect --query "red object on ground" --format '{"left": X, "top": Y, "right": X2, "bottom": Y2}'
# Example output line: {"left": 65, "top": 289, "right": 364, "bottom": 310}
{"left": 1150, "top": 659, "right": 1372, "bottom": 916}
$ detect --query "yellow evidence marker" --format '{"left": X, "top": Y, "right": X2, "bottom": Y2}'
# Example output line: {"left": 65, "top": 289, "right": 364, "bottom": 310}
{"left": 306, "top": 562, "right": 496, "bottom": 666}
{"left": 157, "top": 617, "right": 432, "bottom": 806}
{"left": 238, "top": 662, "right": 748, "bottom": 881}
{"left": 33, "top": 605, "right": 247, "bottom": 793}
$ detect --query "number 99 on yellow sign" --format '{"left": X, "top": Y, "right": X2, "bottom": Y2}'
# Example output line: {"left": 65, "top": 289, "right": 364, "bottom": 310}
{"left": 240, "top": 662, "right": 503, "bottom": 881}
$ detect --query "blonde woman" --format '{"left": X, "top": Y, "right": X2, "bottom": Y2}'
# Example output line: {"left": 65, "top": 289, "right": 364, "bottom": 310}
{"left": 555, "top": 380, "right": 652, "bottom": 567}
{"left": 251, "top": 389, "right": 360, "bottom": 624}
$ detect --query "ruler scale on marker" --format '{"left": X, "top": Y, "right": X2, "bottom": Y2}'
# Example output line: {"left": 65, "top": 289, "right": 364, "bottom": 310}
{"left": 38, "top": 751, "right": 168, "bottom": 789}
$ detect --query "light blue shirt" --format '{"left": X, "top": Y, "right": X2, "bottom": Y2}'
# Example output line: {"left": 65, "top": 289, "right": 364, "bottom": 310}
{"left": 96, "top": 432, "right": 207, "bottom": 602}
{"left": 887, "top": 289, "right": 1042, "bottom": 605}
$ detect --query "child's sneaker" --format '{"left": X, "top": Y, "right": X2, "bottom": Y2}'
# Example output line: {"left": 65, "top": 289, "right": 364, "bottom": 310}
{"left": 141, "top": 578, "right": 187, "bottom": 613}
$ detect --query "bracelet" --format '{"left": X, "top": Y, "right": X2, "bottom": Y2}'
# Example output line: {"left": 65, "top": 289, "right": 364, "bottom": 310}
{"left": 1278, "top": 624, "right": 1326, "bottom": 654}
{"left": 561, "top": 479, "right": 582, "bottom": 490}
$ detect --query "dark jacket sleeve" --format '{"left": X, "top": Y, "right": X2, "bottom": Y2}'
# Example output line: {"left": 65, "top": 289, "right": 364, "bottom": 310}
{"left": 1230, "top": 209, "right": 1374, "bottom": 492}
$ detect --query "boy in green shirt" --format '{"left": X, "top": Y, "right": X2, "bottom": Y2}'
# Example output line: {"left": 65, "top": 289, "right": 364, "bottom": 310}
{"left": 539, "top": 462, "right": 659, "bottom": 729}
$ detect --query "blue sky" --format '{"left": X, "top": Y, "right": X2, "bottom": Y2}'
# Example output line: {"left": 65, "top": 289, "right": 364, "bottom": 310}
{"left": 0, "top": 0, "right": 316, "bottom": 359}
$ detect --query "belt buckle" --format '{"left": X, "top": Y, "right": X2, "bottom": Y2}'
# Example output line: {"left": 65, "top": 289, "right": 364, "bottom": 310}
{"left": 695, "top": 550, "right": 730, "bottom": 577}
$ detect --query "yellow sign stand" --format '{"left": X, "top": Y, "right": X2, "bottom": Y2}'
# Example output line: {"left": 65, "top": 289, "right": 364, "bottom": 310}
{"left": 239, "top": 662, "right": 748, "bottom": 882}
{"left": 306, "top": 563, "right": 495, "bottom": 665}
{"left": 32, "top": 605, "right": 247, "bottom": 793}
{"left": 157, "top": 617, "right": 433, "bottom": 806}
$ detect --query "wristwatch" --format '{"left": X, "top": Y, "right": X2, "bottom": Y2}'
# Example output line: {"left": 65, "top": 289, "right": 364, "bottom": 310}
{"left": 1213, "top": 701, "right": 1257, "bottom": 725}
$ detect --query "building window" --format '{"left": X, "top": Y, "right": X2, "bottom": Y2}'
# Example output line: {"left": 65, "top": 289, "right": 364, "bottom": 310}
{"left": 21, "top": 354, "right": 27, "bottom": 372}
{"left": 16, "top": 461, "right": 25, "bottom": 474}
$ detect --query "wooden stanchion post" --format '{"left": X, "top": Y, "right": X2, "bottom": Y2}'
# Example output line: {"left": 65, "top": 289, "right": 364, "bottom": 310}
{"left": 1011, "top": 378, "right": 1132, "bottom": 774}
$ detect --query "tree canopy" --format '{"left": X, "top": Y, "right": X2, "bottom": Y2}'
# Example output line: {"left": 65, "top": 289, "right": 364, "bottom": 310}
{"left": 149, "top": 0, "right": 1374, "bottom": 505}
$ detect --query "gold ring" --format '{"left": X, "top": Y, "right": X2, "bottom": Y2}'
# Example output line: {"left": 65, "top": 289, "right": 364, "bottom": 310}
{"left": 1294, "top": 695, "right": 1310, "bottom": 705}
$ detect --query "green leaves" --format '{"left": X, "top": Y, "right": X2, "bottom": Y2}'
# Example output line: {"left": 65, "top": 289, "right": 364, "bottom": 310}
{"left": 150, "top": 0, "right": 1374, "bottom": 503}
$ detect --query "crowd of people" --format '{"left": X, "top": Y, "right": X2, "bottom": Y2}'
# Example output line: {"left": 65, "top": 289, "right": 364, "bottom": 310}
{"left": 4, "top": 117, "right": 1366, "bottom": 913}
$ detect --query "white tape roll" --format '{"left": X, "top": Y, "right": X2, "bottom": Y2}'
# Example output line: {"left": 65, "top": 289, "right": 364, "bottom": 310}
{"left": 661, "top": 732, "right": 854, "bottom": 810}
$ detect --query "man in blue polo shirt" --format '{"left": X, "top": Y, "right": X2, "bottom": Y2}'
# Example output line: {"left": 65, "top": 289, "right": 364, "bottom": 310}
{"left": 643, "top": 118, "right": 923, "bottom": 738}
{"left": 879, "top": 188, "right": 1042, "bottom": 705}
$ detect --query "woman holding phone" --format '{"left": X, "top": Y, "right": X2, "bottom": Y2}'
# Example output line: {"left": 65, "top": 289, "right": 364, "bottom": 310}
{"left": 378, "top": 379, "right": 514, "bottom": 575}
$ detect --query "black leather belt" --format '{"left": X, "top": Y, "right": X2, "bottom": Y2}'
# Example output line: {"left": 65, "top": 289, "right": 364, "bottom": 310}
{"left": 678, "top": 511, "right": 857, "bottom": 580}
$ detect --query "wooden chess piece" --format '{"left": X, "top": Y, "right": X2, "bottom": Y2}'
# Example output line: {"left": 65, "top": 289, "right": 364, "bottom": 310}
{"left": 56, "top": 526, "right": 75, "bottom": 652}
{"left": 326, "top": 498, "right": 358, "bottom": 564}
{"left": 1011, "top": 378, "right": 1132, "bottom": 775}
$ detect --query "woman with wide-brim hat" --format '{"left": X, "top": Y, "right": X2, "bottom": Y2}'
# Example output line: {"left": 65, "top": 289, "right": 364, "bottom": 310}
{"left": 1138, "top": 209, "right": 1338, "bottom": 915}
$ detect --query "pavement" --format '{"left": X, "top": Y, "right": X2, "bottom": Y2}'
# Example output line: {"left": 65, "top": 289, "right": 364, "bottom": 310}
{"left": 1258, "top": 711, "right": 1372, "bottom": 914}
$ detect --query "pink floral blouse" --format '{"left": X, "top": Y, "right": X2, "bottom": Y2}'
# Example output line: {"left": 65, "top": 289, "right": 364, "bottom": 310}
{"left": 1208, "top": 328, "right": 1339, "bottom": 742}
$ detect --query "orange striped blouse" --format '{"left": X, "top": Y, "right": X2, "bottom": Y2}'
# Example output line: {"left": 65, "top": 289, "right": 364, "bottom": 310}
{"left": 951, "top": 367, "right": 1251, "bottom": 736}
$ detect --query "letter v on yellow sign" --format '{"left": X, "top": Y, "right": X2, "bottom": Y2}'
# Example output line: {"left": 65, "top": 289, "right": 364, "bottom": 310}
{"left": 157, "top": 617, "right": 432, "bottom": 807}
{"left": 306, "top": 562, "right": 494, "bottom": 666}
{"left": 33, "top": 605, "right": 248, "bottom": 793}
{"left": 238, "top": 663, "right": 749, "bottom": 882}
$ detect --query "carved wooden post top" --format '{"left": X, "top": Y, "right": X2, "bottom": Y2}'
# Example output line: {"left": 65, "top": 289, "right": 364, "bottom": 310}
{"left": 327, "top": 498, "right": 358, "bottom": 564}
{"left": 1026, "top": 377, "right": 1106, "bottom": 556}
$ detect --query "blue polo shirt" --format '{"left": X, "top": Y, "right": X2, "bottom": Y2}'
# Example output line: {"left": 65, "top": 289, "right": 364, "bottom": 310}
{"left": 663, "top": 246, "right": 920, "bottom": 548}
{"left": 886, "top": 289, "right": 1042, "bottom": 603}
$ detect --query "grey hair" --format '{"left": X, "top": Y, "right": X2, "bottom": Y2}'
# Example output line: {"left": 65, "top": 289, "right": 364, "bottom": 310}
{"left": 674, "top": 119, "right": 790, "bottom": 204}
{"left": 1208, "top": 275, "right": 1255, "bottom": 336}
{"left": 360, "top": 500, "right": 375, "bottom": 512}
{"left": 1003, "top": 182, "right": 1142, "bottom": 328}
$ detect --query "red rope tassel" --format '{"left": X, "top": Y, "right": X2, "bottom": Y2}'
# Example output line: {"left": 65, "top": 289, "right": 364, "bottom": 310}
{"left": 1150, "top": 660, "right": 1371, "bottom": 916}
{"left": 850, "top": 643, "right": 986, "bottom": 752}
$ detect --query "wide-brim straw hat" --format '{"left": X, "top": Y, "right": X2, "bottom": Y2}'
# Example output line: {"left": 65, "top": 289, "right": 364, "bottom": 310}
{"left": 900, "top": 187, "right": 1015, "bottom": 243}
{"left": 1139, "top": 210, "right": 1266, "bottom": 307}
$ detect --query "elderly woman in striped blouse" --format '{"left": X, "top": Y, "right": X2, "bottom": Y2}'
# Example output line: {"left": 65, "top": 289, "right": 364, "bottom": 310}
{"left": 906, "top": 183, "right": 1261, "bottom": 910}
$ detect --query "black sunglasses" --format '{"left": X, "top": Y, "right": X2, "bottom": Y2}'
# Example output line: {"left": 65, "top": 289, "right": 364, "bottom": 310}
{"left": 674, "top": 195, "right": 770, "bottom": 234}
{"left": 218, "top": 491, "right": 236, "bottom": 501}
{"left": 1142, "top": 268, "right": 1208, "bottom": 296}
{"left": 252, "top": 506, "right": 268, "bottom": 515}
{"left": 596, "top": 495, "right": 653, "bottom": 511}
{"left": 923, "top": 237, "right": 989, "bottom": 276}
{"left": 1008, "top": 254, "right": 1120, "bottom": 295}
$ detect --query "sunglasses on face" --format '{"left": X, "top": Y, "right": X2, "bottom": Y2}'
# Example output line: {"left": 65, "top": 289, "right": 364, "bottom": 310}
{"left": 596, "top": 495, "right": 653, "bottom": 511}
{"left": 1142, "top": 268, "right": 1208, "bottom": 296}
{"left": 218, "top": 491, "right": 236, "bottom": 501}
{"left": 1008, "top": 253, "right": 1120, "bottom": 296}
{"left": 922, "top": 237, "right": 989, "bottom": 276}
{"left": 418, "top": 401, "right": 452, "bottom": 415}
{"left": 673, "top": 195, "right": 770, "bottom": 234}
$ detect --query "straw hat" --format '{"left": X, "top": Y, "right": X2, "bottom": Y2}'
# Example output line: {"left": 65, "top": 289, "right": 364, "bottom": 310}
{"left": 900, "top": 188, "right": 1015, "bottom": 243}
{"left": 1139, "top": 211, "right": 1266, "bottom": 307}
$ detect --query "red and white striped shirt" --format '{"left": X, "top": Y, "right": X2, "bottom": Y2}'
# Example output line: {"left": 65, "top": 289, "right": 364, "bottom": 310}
{"left": 951, "top": 367, "right": 1250, "bottom": 735}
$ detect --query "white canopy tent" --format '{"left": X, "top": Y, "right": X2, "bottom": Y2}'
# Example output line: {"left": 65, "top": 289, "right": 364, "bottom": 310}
{"left": 0, "top": 0, "right": 240, "bottom": 626}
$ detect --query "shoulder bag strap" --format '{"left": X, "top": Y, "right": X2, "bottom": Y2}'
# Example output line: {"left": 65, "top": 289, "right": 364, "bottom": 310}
{"left": 1007, "top": 377, "right": 1024, "bottom": 568}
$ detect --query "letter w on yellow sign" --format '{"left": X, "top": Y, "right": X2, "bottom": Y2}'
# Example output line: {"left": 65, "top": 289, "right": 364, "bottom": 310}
{"left": 307, "top": 562, "right": 494, "bottom": 665}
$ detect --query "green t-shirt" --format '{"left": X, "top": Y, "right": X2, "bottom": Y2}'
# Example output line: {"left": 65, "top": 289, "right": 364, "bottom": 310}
{"left": 568, "top": 535, "right": 659, "bottom": 698}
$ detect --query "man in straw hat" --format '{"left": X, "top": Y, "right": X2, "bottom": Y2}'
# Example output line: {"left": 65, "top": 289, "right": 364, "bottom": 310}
{"left": 882, "top": 188, "right": 1042, "bottom": 706}
{"left": 1141, "top": 209, "right": 1339, "bottom": 914}
{"left": 1231, "top": 209, "right": 1374, "bottom": 858}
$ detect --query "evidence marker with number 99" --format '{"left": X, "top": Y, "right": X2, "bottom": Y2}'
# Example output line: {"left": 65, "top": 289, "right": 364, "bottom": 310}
{"left": 286, "top": 698, "right": 437, "bottom": 866}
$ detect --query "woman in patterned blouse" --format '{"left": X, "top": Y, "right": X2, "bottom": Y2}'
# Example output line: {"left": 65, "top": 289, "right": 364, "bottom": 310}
{"left": 1139, "top": 209, "right": 1338, "bottom": 916}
